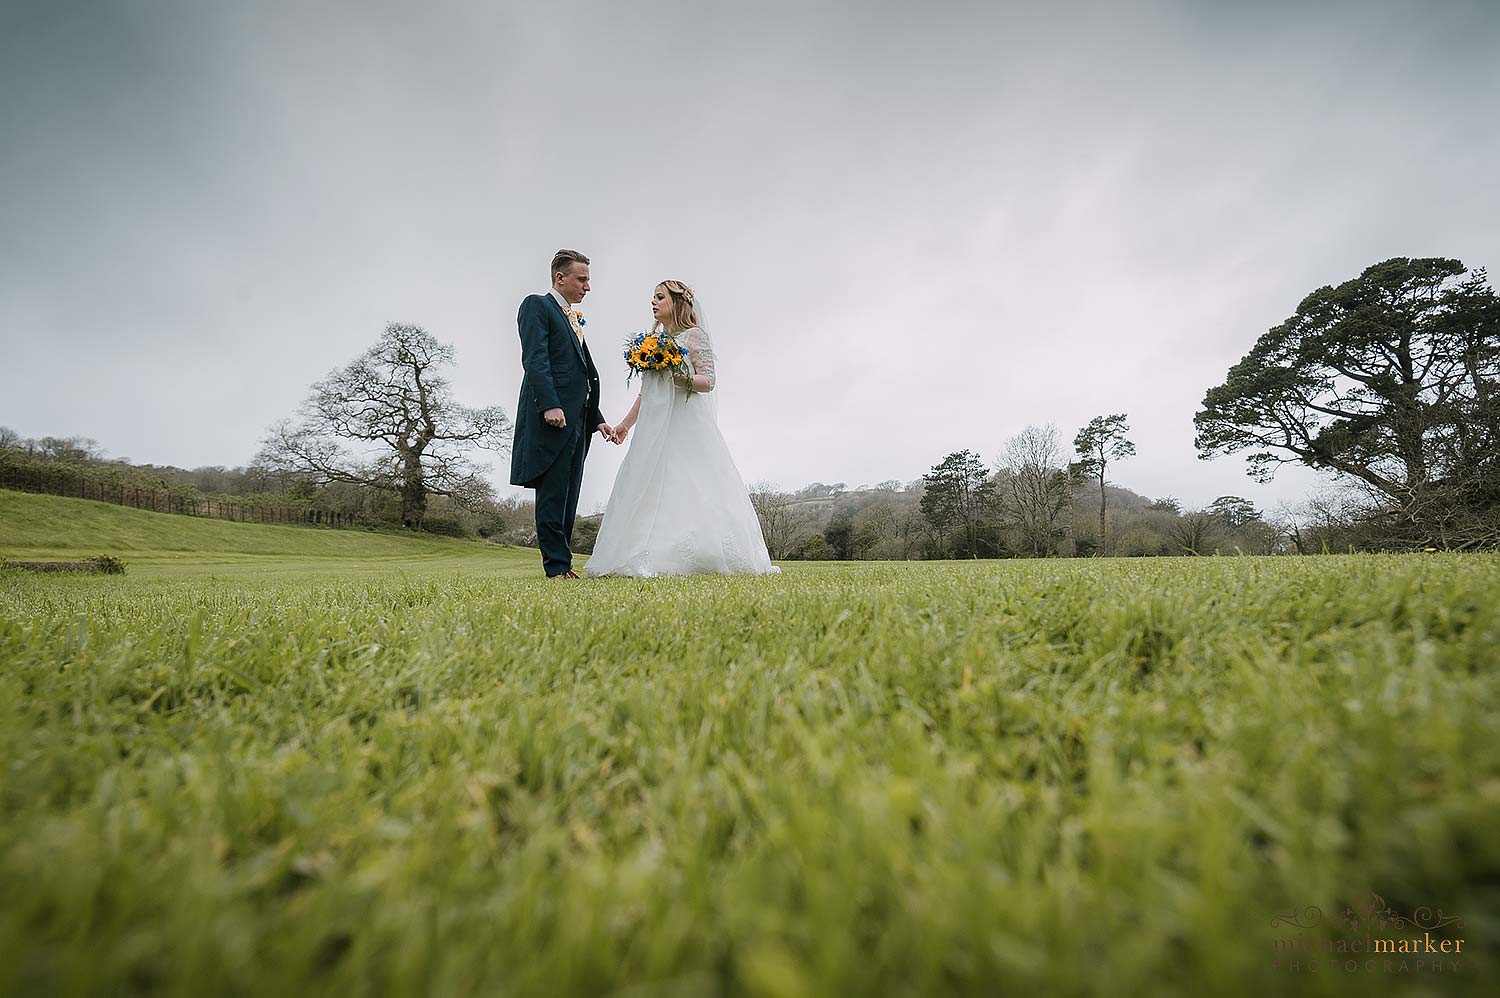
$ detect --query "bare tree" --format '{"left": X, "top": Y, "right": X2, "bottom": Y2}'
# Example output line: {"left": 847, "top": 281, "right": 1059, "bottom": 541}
{"left": 257, "top": 323, "right": 509, "bottom": 528}
{"left": 997, "top": 424, "right": 1071, "bottom": 558}
{"left": 852, "top": 497, "right": 897, "bottom": 559}
{"left": 33, "top": 436, "right": 105, "bottom": 463}
{"left": 1169, "top": 510, "right": 1221, "bottom": 555}
{"left": 748, "top": 482, "right": 806, "bottom": 560}
{"left": 1232, "top": 517, "right": 1289, "bottom": 555}
{"left": 888, "top": 501, "right": 926, "bottom": 560}
{"left": 0, "top": 426, "right": 22, "bottom": 449}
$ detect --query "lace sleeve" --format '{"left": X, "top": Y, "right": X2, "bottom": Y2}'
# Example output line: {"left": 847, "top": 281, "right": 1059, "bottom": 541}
{"left": 681, "top": 326, "right": 716, "bottom": 390}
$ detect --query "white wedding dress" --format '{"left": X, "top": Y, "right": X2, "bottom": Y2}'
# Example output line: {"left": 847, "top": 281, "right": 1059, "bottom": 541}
{"left": 586, "top": 326, "right": 780, "bottom": 577}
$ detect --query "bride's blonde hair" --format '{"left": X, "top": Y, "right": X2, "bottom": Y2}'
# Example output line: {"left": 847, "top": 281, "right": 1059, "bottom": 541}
{"left": 653, "top": 280, "right": 701, "bottom": 333}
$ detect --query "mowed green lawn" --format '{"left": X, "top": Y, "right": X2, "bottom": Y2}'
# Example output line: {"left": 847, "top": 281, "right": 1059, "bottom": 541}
{"left": 1, "top": 491, "right": 1497, "bottom": 996}
{"left": 0, "top": 490, "right": 537, "bottom": 576}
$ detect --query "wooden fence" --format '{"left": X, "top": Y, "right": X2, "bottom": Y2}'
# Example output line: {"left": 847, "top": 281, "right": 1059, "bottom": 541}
{"left": 0, "top": 466, "right": 363, "bottom": 528}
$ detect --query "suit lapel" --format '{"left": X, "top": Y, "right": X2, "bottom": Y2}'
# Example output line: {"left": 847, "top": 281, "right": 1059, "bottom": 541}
{"left": 581, "top": 338, "right": 597, "bottom": 379}
{"left": 548, "top": 294, "right": 587, "bottom": 364}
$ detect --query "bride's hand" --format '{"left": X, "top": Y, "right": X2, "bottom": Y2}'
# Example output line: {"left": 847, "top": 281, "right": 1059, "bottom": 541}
{"left": 613, "top": 425, "right": 630, "bottom": 444}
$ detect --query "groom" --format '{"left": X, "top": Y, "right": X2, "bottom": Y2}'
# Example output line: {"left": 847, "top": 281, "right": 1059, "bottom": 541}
{"left": 510, "top": 249, "right": 615, "bottom": 579}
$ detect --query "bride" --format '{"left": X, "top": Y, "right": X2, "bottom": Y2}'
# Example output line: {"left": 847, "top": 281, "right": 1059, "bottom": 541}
{"left": 585, "top": 280, "right": 780, "bottom": 577}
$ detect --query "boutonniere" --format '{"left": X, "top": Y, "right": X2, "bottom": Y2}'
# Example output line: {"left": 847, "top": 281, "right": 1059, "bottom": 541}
{"left": 571, "top": 309, "right": 586, "bottom": 327}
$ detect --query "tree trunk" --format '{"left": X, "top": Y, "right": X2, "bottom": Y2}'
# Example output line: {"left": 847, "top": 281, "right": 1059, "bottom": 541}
{"left": 1097, "top": 466, "right": 1107, "bottom": 556}
{"left": 400, "top": 454, "right": 426, "bottom": 529}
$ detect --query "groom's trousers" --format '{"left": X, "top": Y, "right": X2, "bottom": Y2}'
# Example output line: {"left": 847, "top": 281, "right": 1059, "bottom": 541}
{"left": 532, "top": 430, "right": 588, "bottom": 577}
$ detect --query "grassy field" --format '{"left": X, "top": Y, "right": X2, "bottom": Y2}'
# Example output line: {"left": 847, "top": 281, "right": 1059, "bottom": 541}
{"left": 1, "top": 491, "right": 1497, "bottom": 996}
{"left": 0, "top": 490, "right": 535, "bottom": 576}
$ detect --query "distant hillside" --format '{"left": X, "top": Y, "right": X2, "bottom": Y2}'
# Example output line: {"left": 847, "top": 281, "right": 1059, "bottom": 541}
{"left": 0, "top": 490, "right": 534, "bottom": 576}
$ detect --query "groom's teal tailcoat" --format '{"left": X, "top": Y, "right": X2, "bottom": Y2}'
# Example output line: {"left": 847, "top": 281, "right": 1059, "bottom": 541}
{"left": 509, "top": 294, "right": 604, "bottom": 487}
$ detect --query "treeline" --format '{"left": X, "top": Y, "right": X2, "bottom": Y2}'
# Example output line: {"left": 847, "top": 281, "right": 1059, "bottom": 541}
{"left": 0, "top": 424, "right": 1455, "bottom": 558}
{"left": 743, "top": 424, "right": 1297, "bottom": 562}
{"left": 0, "top": 432, "right": 340, "bottom": 523}
{"left": 0, "top": 429, "right": 534, "bottom": 538}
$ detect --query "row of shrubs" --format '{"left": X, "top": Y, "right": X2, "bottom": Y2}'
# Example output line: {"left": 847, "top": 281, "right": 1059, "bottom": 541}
{"left": 2, "top": 555, "right": 127, "bottom": 575}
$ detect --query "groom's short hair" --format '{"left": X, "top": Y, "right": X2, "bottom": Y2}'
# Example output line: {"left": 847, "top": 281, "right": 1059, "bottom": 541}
{"left": 551, "top": 249, "right": 589, "bottom": 280}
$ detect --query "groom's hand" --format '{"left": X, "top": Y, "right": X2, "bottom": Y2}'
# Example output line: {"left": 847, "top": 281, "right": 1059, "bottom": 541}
{"left": 596, "top": 422, "right": 614, "bottom": 442}
{"left": 543, "top": 408, "right": 566, "bottom": 428}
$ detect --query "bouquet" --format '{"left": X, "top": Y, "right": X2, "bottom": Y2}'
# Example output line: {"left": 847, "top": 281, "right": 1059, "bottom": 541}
{"left": 623, "top": 331, "right": 690, "bottom": 390}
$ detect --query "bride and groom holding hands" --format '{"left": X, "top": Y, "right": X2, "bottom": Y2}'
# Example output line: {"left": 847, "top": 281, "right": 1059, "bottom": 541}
{"left": 509, "top": 249, "right": 779, "bottom": 580}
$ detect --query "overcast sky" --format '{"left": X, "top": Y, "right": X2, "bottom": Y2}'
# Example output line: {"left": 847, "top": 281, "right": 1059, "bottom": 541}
{"left": 3, "top": 0, "right": 1497, "bottom": 515}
